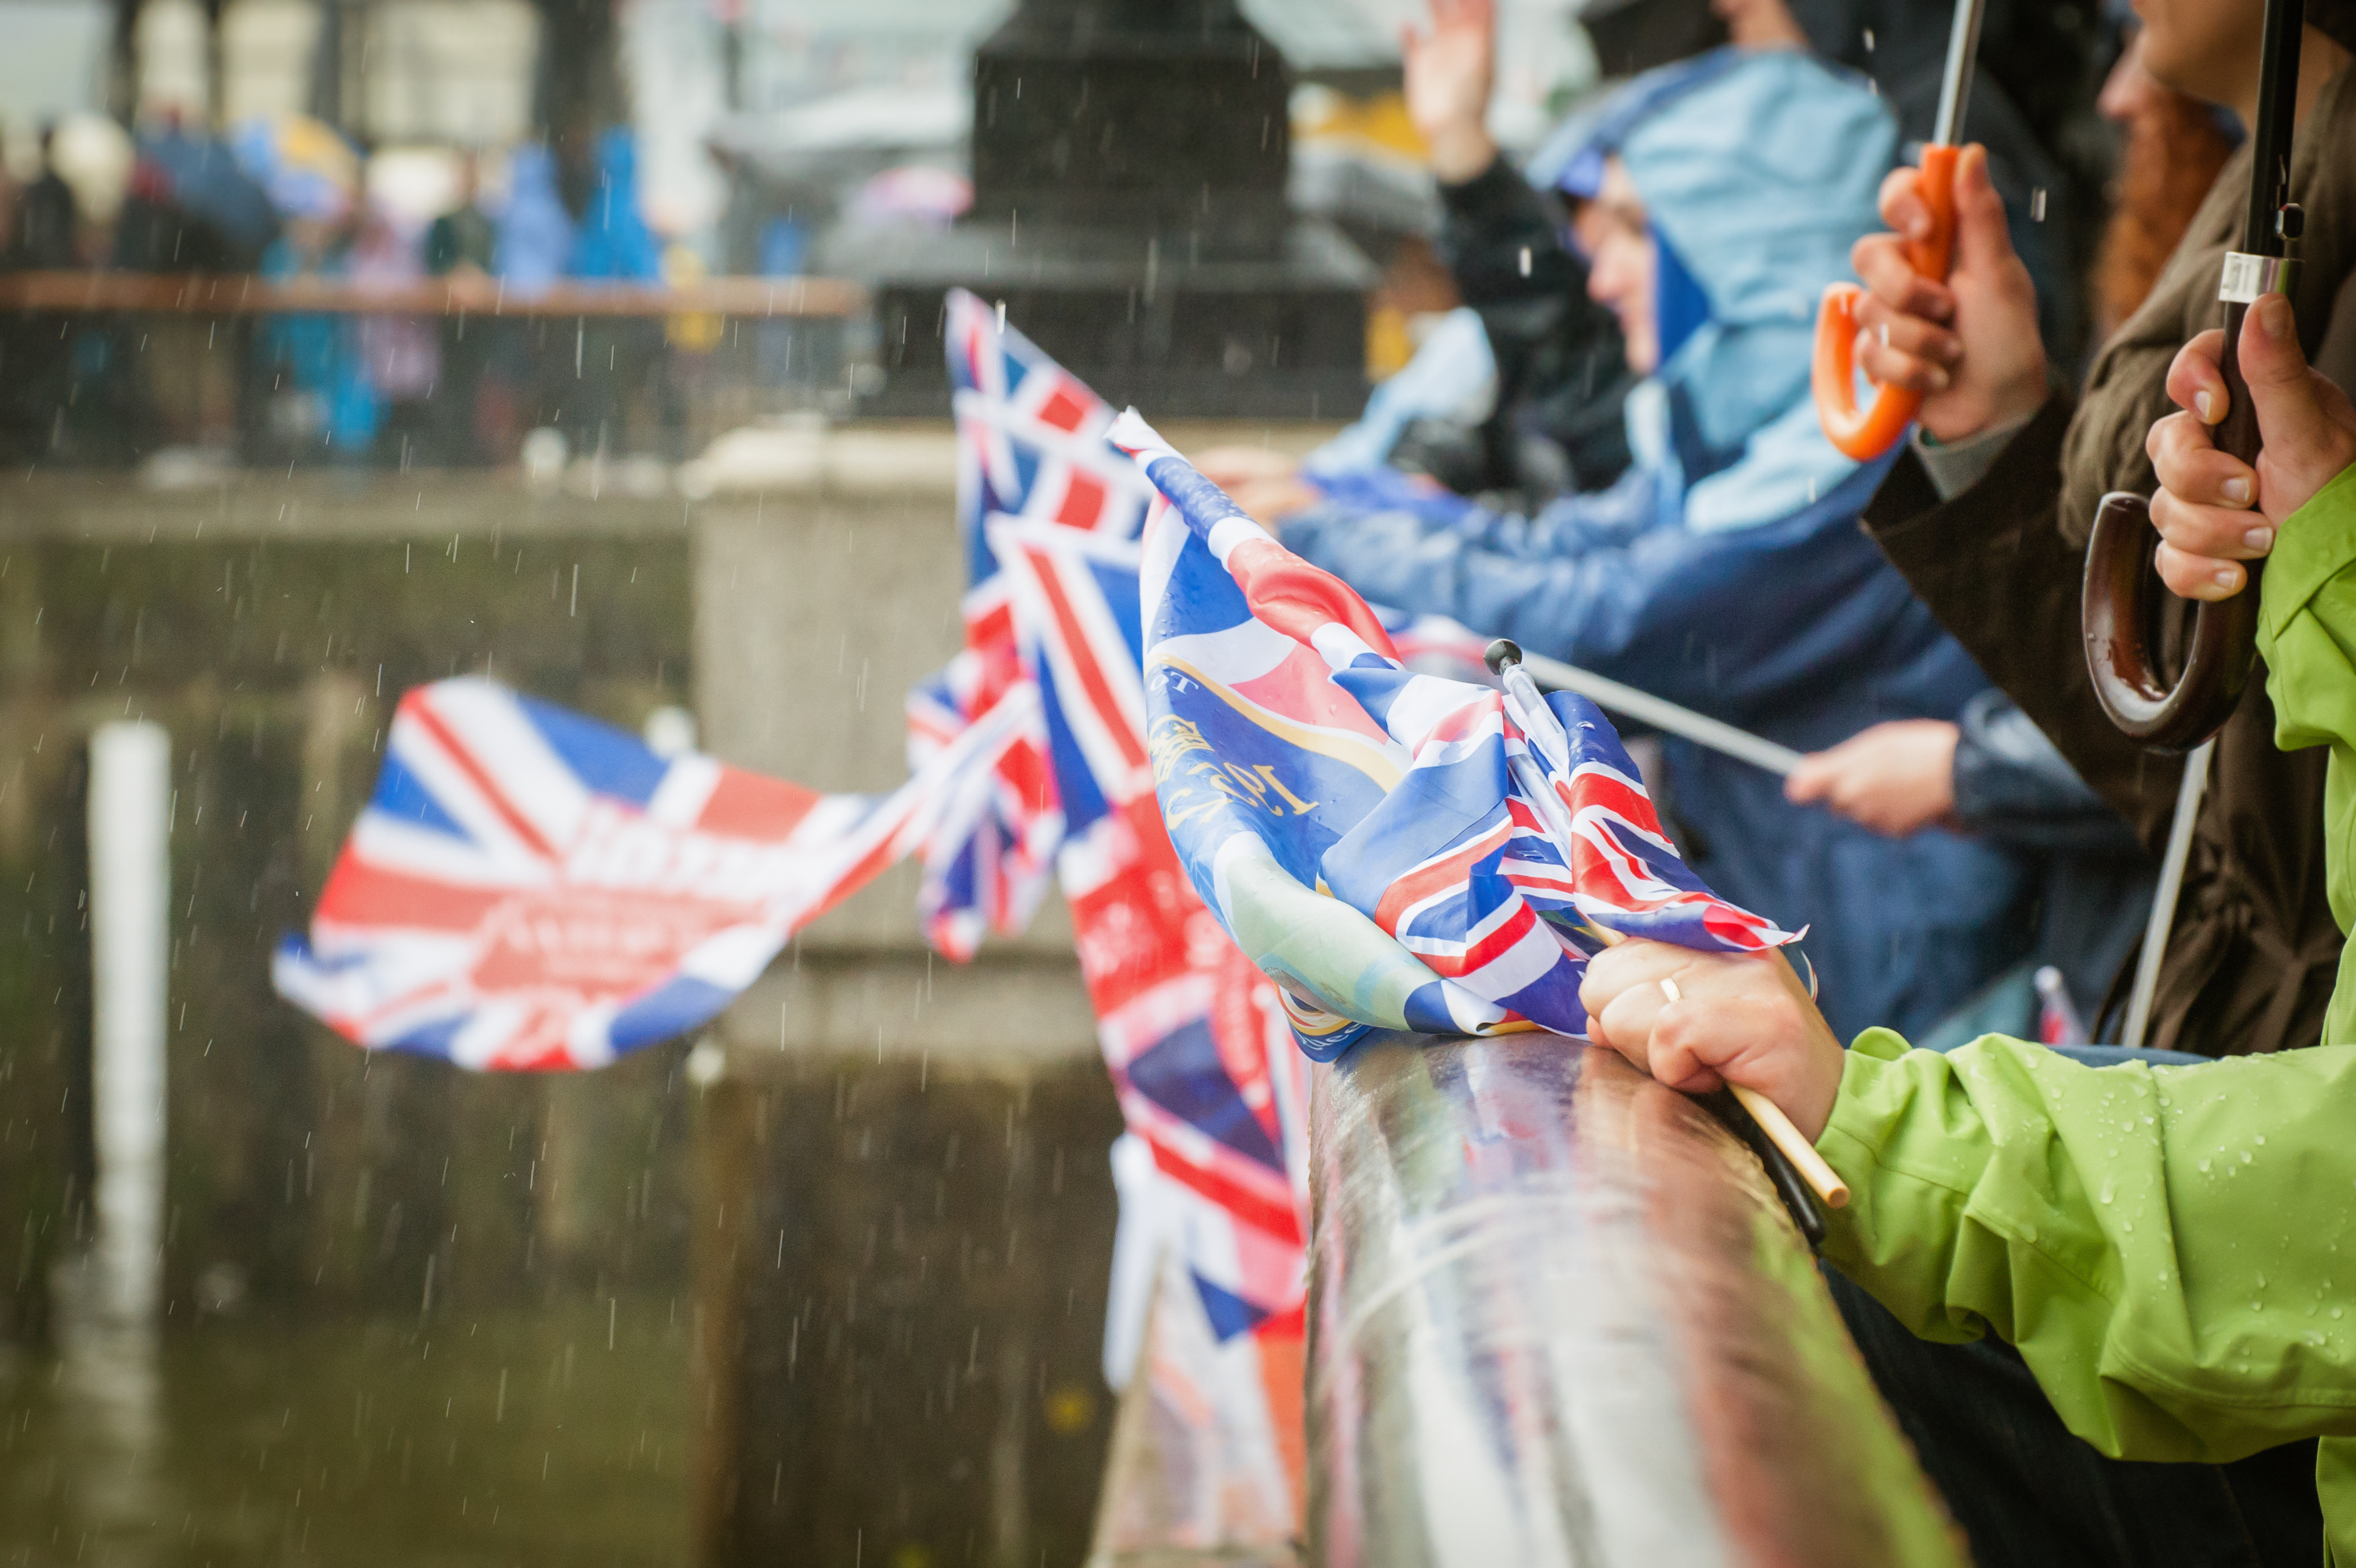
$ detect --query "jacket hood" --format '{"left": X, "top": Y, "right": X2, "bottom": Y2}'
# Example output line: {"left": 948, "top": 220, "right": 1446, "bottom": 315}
{"left": 1618, "top": 49, "right": 1896, "bottom": 471}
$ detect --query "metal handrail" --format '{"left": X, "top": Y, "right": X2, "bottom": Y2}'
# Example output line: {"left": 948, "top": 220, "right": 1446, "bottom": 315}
{"left": 1306, "top": 1032, "right": 1966, "bottom": 1567}
{"left": 0, "top": 270, "right": 867, "bottom": 318}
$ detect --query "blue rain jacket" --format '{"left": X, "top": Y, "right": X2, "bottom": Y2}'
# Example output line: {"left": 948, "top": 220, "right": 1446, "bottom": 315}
{"left": 1282, "top": 51, "right": 2027, "bottom": 1042}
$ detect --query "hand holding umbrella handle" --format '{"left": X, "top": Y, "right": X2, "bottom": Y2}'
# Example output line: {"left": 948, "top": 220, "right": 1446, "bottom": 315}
{"left": 1813, "top": 145, "right": 1961, "bottom": 462}
{"left": 2084, "top": 0, "right": 2303, "bottom": 751}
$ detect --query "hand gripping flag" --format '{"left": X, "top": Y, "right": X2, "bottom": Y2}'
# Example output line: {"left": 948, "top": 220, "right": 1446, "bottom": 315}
{"left": 274, "top": 676, "right": 1035, "bottom": 1069}
{"left": 1116, "top": 410, "right": 1796, "bottom": 1060}
{"left": 909, "top": 289, "right": 1159, "bottom": 961}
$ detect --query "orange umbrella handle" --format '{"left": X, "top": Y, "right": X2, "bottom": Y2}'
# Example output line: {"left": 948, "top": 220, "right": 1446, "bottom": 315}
{"left": 1813, "top": 144, "right": 1962, "bottom": 462}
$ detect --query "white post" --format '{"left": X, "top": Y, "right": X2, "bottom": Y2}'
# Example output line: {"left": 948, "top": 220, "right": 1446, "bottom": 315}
{"left": 2121, "top": 738, "right": 2214, "bottom": 1052}
{"left": 88, "top": 722, "right": 171, "bottom": 1323}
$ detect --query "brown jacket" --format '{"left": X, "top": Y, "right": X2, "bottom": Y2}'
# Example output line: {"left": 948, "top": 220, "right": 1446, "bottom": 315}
{"left": 1859, "top": 66, "right": 2356, "bottom": 1058}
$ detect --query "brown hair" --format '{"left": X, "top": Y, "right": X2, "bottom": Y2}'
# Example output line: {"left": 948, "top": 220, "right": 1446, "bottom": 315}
{"left": 2092, "top": 77, "right": 2236, "bottom": 340}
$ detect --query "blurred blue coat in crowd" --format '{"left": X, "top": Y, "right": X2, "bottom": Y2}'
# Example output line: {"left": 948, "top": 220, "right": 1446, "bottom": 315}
{"left": 496, "top": 143, "right": 576, "bottom": 291}
{"left": 1282, "top": 50, "right": 2025, "bottom": 1042}
{"left": 568, "top": 129, "right": 663, "bottom": 282}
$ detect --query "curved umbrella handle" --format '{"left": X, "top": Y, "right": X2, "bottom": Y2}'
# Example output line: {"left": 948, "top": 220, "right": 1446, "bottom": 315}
{"left": 1813, "top": 145, "right": 1961, "bottom": 462}
{"left": 2082, "top": 490, "right": 2261, "bottom": 750}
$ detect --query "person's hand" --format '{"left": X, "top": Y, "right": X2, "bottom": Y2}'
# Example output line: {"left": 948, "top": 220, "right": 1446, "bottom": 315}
{"left": 2148, "top": 295, "right": 2356, "bottom": 599}
{"left": 1848, "top": 144, "right": 2048, "bottom": 442}
{"left": 1402, "top": 0, "right": 1498, "bottom": 184}
{"left": 1192, "top": 445, "right": 1299, "bottom": 490}
{"left": 1783, "top": 719, "right": 1959, "bottom": 837}
{"left": 1579, "top": 943, "right": 1845, "bottom": 1141}
{"left": 1191, "top": 446, "right": 1325, "bottom": 521}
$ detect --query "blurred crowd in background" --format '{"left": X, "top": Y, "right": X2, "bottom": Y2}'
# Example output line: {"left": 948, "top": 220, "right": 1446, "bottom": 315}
{"left": 0, "top": 0, "right": 2237, "bottom": 479}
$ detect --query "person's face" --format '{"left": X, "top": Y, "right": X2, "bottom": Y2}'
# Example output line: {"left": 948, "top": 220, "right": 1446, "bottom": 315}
{"left": 2133, "top": 0, "right": 2263, "bottom": 110}
{"left": 1573, "top": 159, "right": 1660, "bottom": 375}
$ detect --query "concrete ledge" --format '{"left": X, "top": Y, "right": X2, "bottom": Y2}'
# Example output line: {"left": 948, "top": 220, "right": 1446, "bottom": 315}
{"left": 0, "top": 471, "right": 694, "bottom": 542}
{"left": 717, "top": 951, "right": 1099, "bottom": 1071}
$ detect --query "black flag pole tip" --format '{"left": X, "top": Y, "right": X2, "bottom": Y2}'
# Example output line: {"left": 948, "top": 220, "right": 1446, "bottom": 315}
{"left": 1484, "top": 638, "right": 1523, "bottom": 676}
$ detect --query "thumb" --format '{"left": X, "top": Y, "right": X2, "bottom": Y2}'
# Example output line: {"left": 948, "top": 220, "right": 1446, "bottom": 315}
{"left": 2241, "top": 294, "right": 2332, "bottom": 454}
{"left": 1950, "top": 144, "right": 2018, "bottom": 275}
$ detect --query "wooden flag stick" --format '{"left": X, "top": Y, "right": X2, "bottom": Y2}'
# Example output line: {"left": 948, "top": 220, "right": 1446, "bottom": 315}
{"left": 1727, "top": 1084, "right": 1850, "bottom": 1210}
{"left": 1483, "top": 638, "right": 1847, "bottom": 1214}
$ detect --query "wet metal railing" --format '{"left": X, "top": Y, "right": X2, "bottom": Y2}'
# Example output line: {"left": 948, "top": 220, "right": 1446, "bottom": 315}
{"left": 0, "top": 270, "right": 866, "bottom": 318}
{"left": 1306, "top": 1033, "right": 1966, "bottom": 1568}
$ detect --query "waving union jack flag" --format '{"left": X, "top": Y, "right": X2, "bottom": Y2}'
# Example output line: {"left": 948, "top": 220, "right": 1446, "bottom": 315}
{"left": 926, "top": 304, "right": 1311, "bottom": 1542}
{"left": 1116, "top": 410, "right": 1795, "bottom": 1060}
{"left": 274, "top": 677, "right": 1035, "bottom": 1070}
{"left": 910, "top": 291, "right": 1159, "bottom": 961}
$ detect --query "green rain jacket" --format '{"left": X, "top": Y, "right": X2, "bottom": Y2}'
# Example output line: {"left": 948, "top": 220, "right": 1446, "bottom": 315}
{"left": 1818, "top": 462, "right": 2356, "bottom": 1560}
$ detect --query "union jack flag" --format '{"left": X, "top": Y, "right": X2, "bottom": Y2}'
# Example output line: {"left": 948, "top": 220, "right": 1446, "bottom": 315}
{"left": 910, "top": 290, "right": 1158, "bottom": 961}
{"left": 933, "top": 300, "right": 1310, "bottom": 1542}
{"left": 1117, "top": 410, "right": 1794, "bottom": 1060}
{"left": 988, "top": 511, "right": 1310, "bottom": 1540}
{"left": 274, "top": 677, "right": 1036, "bottom": 1069}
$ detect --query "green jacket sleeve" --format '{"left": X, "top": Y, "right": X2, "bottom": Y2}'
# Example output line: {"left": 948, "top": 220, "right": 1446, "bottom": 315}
{"left": 2259, "top": 461, "right": 2356, "bottom": 1044}
{"left": 1821, "top": 1030, "right": 2356, "bottom": 1466}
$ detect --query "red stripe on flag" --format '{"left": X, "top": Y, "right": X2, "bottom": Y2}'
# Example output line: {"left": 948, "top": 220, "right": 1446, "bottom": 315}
{"left": 1035, "top": 382, "right": 1093, "bottom": 434}
{"left": 317, "top": 860, "right": 506, "bottom": 930}
{"left": 403, "top": 699, "right": 558, "bottom": 861}
{"left": 1146, "top": 1134, "right": 1303, "bottom": 1245}
{"left": 1054, "top": 469, "right": 1109, "bottom": 528}
{"left": 1221, "top": 535, "right": 1400, "bottom": 662}
{"left": 1025, "top": 546, "right": 1149, "bottom": 771}
{"left": 696, "top": 767, "right": 824, "bottom": 841}
{"left": 1372, "top": 821, "right": 1511, "bottom": 935}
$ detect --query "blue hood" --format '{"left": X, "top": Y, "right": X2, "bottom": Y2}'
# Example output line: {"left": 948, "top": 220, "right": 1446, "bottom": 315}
{"left": 1545, "top": 50, "right": 1899, "bottom": 531}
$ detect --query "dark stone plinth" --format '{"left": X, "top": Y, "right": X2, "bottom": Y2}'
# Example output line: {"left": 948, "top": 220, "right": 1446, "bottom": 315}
{"left": 836, "top": 0, "right": 1375, "bottom": 419}
{"left": 693, "top": 1047, "right": 1125, "bottom": 1566}
{"left": 971, "top": 0, "right": 1291, "bottom": 257}
{"left": 840, "top": 218, "right": 1376, "bottom": 419}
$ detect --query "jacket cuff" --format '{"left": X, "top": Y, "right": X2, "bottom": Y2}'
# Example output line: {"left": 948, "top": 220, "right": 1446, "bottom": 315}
{"left": 1912, "top": 412, "right": 2037, "bottom": 502}
{"left": 2260, "top": 461, "right": 2356, "bottom": 653}
{"left": 1436, "top": 152, "right": 1532, "bottom": 221}
{"left": 1862, "top": 392, "right": 2076, "bottom": 558}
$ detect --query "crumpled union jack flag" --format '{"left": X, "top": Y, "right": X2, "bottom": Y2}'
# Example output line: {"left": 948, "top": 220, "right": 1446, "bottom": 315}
{"left": 274, "top": 678, "right": 1033, "bottom": 1069}
{"left": 1116, "top": 410, "right": 1795, "bottom": 1061}
{"left": 908, "top": 289, "right": 1158, "bottom": 961}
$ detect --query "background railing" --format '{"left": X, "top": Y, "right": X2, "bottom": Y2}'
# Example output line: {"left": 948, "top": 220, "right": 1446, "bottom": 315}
{"left": 1306, "top": 1032, "right": 1966, "bottom": 1567}
{"left": 0, "top": 271, "right": 872, "bottom": 472}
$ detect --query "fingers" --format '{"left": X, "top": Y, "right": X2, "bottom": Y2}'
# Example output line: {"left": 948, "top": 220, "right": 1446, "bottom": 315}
{"left": 1848, "top": 233, "right": 1959, "bottom": 394}
{"left": 1579, "top": 940, "right": 1690, "bottom": 1023}
{"left": 1852, "top": 320, "right": 1958, "bottom": 396}
{"left": 2148, "top": 402, "right": 2269, "bottom": 600}
{"left": 1594, "top": 986, "right": 1682, "bottom": 1075}
{"left": 2155, "top": 538, "right": 2248, "bottom": 600}
{"left": 1877, "top": 166, "right": 1932, "bottom": 242}
{"left": 1580, "top": 946, "right": 1843, "bottom": 1135}
{"left": 1781, "top": 752, "right": 1835, "bottom": 805}
{"left": 1852, "top": 233, "right": 1956, "bottom": 324}
{"left": 2148, "top": 409, "right": 2257, "bottom": 513}
{"left": 2165, "top": 329, "right": 2230, "bottom": 424}
{"left": 1950, "top": 144, "right": 2018, "bottom": 275}
{"left": 1853, "top": 326, "right": 1953, "bottom": 397}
